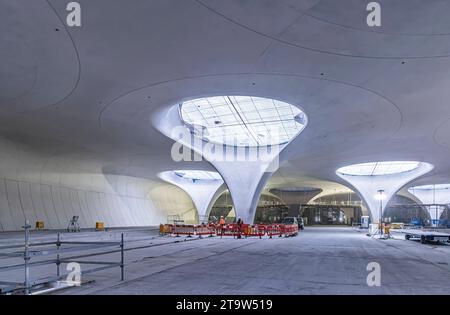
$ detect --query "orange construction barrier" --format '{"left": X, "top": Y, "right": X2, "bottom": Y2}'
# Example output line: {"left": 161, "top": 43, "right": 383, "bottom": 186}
{"left": 282, "top": 224, "right": 299, "bottom": 237}
{"left": 266, "top": 224, "right": 283, "bottom": 238}
{"left": 194, "top": 224, "right": 215, "bottom": 237}
{"left": 244, "top": 224, "right": 266, "bottom": 239}
{"left": 172, "top": 224, "right": 195, "bottom": 237}
{"left": 217, "top": 224, "right": 243, "bottom": 238}
{"left": 159, "top": 224, "right": 173, "bottom": 235}
{"left": 161, "top": 223, "right": 299, "bottom": 239}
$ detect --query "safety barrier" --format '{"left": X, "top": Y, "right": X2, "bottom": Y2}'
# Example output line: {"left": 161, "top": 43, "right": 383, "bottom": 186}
{"left": 159, "top": 224, "right": 173, "bottom": 235}
{"left": 244, "top": 224, "right": 266, "bottom": 239}
{"left": 194, "top": 224, "right": 215, "bottom": 237}
{"left": 163, "top": 223, "right": 300, "bottom": 238}
{"left": 216, "top": 224, "right": 243, "bottom": 238}
{"left": 266, "top": 224, "right": 283, "bottom": 238}
{"left": 172, "top": 224, "right": 195, "bottom": 237}
{"left": 282, "top": 224, "right": 299, "bottom": 237}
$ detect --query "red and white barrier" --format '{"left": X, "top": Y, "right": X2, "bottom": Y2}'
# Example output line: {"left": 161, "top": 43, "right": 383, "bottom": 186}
{"left": 165, "top": 223, "right": 300, "bottom": 238}
{"left": 282, "top": 224, "right": 299, "bottom": 237}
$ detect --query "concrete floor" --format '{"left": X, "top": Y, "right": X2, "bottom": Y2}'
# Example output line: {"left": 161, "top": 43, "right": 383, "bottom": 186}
{"left": 1, "top": 226, "right": 450, "bottom": 295}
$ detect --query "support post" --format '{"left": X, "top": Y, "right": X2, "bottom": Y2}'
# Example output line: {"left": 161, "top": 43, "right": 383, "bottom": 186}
{"left": 23, "top": 221, "right": 31, "bottom": 295}
{"left": 120, "top": 233, "right": 124, "bottom": 281}
{"left": 56, "top": 233, "right": 61, "bottom": 278}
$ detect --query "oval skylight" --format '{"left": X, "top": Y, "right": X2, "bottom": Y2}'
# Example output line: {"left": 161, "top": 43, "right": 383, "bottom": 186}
{"left": 337, "top": 161, "right": 421, "bottom": 176}
{"left": 409, "top": 184, "right": 450, "bottom": 191}
{"left": 179, "top": 96, "right": 307, "bottom": 147}
{"left": 271, "top": 187, "right": 320, "bottom": 192}
{"left": 174, "top": 170, "right": 222, "bottom": 181}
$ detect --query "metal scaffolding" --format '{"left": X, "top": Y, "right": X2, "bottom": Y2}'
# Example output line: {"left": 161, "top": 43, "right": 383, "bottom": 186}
{"left": 0, "top": 222, "right": 124, "bottom": 295}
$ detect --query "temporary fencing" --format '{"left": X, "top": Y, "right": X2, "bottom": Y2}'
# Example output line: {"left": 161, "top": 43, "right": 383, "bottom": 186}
{"left": 282, "top": 224, "right": 299, "bottom": 237}
{"left": 245, "top": 224, "right": 266, "bottom": 239}
{"left": 266, "top": 224, "right": 283, "bottom": 238}
{"left": 162, "top": 223, "right": 299, "bottom": 239}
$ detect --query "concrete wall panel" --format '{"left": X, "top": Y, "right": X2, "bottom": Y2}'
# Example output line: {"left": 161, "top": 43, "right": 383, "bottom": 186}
{"left": 5, "top": 180, "right": 26, "bottom": 228}
{"left": 78, "top": 190, "right": 95, "bottom": 228}
{"left": 18, "top": 182, "right": 38, "bottom": 224}
{"left": 0, "top": 180, "right": 15, "bottom": 231}
{"left": 40, "top": 185, "right": 60, "bottom": 229}
{"left": 51, "top": 187, "right": 69, "bottom": 227}
{"left": 69, "top": 189, "right": 87, "bottom": 227}
{"left": 29, "top": 183, "right": 50, "bottom": 226}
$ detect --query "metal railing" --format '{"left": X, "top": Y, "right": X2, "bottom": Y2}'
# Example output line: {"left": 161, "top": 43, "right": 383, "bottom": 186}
{"left": 0, "top": 222, "right": 124, "bottom": 295}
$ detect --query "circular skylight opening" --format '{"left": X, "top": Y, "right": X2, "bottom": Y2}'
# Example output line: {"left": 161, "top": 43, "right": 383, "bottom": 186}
{"left": 409, "top": 184, "right": 450, "bottom": 191}
{"left": 173, "top": 170, "right": 222, "bottom": 181}
{"left": 337, "top": 161, "right": 421, "bottom": 176}
{"left": 180, "top": 96, "right": 307, "bottom": 147}
{"left": 271, "top": 187, "right": 320, "bottom": 192}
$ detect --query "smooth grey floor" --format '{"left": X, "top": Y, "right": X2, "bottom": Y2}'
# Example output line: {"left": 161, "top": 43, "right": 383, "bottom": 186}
{"left": 2, "top": 226, "right": 450, "bottom": 295}
{"left": 61, "top": 227, "right": 450, "bottom": 295}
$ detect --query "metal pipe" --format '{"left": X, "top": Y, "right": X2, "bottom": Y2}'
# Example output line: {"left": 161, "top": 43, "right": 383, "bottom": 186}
{"left": 60, "top": 241, "right": 121, "bottom": 245}
{"left": 59, "top": 260, "right": 119, "bottom": 265}
{"left": 56, "top": 233, "right": 60, "bottom": 278}
{"left": 0, "top": 259, "right": 58, "bottom": 272}
{"left": 29, "top": 243, "right": 120, "bottom": 257}
{"left": 120, "top": 233, "right": 124, "bottom": 281}
{"left": 0, "top": 241, "right": 56, "bottom": 250}
{"left": 23, "top": 221, "right": 31, "bottom": 295}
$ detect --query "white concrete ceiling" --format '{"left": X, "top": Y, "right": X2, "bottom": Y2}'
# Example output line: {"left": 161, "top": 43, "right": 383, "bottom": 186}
{"left": 2, "top": 0, "right": 450, "bottom": 195}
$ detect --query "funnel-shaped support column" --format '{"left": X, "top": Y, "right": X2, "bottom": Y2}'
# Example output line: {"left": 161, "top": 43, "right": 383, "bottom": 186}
{"left": 337, "top": 163, "right": 433, "bottom": 223}
{"left": 211, "top": 158, "right": 278, "bottom": 224}
{"left": 153, "top": 103, "right": 306, "bottom": 224}
{"left": 158, "top": 171, "right": 226, "bottom": 222}
{"left": 408, "top": 186, "right": 450, "bottom": 220}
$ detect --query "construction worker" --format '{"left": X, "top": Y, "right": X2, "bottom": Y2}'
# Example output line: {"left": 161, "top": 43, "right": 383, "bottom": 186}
{"left": 236, "top": 217, "right": 243, "bottom": 239}
{"left": 219, "top": 216, "right": 226, "bottom": 237}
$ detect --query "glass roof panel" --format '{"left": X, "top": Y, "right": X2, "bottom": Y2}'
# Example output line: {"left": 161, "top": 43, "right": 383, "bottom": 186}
{"left": 272, "top": 187, "right": 321, "bottom": 192}
{"left": 174, "top": 170, "right": 222, "bottom": 181}
{"left": 180, "top": 96, "right": 307, "bottom": 146}
{"left": 337, "top": 161, "right": 421, "bottom": 176}
{"left": 409, "top": 184, "right": 450, "bottom": 191}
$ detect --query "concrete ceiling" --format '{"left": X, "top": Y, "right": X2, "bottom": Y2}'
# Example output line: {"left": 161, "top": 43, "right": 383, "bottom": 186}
{"left": 2, "top": 0, "right": 450, "bottom": 196}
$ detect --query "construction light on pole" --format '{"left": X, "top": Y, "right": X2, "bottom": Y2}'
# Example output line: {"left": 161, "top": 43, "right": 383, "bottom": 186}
{"left": 374, "top": 189, "right": 386, "bottom": 236}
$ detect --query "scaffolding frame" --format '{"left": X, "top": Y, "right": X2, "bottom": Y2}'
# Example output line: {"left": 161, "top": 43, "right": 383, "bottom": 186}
{"left": 0, "top": 223, "right": 124, "bottom": 295}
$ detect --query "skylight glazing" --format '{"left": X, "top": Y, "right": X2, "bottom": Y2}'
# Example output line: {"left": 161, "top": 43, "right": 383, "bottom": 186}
{"left": 180, "top": 96, "right": 306, "bottom": 146}
{"left": 337, "top": 161, "right": 421, "bottom": 176}
{"left": 272, "top": 187, "right": 320, "bottom": 192}
{"left": 174, "top": 170, "right": 222, "bottom": 181}
{"left": 409, "top": 184, "right": 450, "bottom": 191}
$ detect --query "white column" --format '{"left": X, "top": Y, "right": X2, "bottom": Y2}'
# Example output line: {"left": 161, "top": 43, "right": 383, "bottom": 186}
{"left": 336, "top": 163, "right": 434, "bottom": 223}
{"left": 408, "top": 186, "right": 450, "bottom": 221}
{"left": 158, "top": 171, "right": 226, "bottom": 222}
{"left": 153, "top": 104, "right": 301, "bottom": 224}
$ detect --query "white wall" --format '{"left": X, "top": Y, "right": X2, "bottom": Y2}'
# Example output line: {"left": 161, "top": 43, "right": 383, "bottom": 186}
{"left": 0, "top": 137, "right": 188, "bottom": 231}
